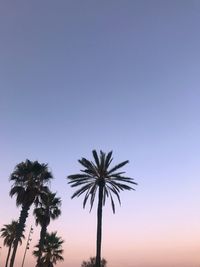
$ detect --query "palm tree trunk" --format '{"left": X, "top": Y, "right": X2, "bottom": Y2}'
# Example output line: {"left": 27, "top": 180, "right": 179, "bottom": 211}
{"left": 96, "top": 184, "right": 103, "bottom": 267}
{"left": 37, "top": 223, "right": 47, "bottom": 266}
{"left": 9, "top": 205, "right": 30, "bottom": 267}
{"left": 5, "top": 244, "right": 12, "bottom": 267}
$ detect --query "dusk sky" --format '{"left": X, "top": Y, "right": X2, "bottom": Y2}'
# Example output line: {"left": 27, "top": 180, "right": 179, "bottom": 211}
{"left": 0, "top": 1, "right": 200, "bottom": 267}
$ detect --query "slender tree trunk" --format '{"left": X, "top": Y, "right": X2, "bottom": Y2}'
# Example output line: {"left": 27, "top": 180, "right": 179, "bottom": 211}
{"left": 46, "top": 256, "right": 51, "bottom": 267}
{"left": 9, "top": 205, "right": 30, "bottom": 267}
{"left": 96, "top": 184, "right": 103, "bottom": 267}
{"left": 37, "top": 223, "right": 47, "bottom": 266}
{"left": 5, "top": 244, "right": 12, "bottom": 267}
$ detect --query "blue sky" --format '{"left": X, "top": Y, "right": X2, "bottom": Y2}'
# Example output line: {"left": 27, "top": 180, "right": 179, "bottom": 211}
{"left": 0, "top": 1, "right": 200, "bottom": 267}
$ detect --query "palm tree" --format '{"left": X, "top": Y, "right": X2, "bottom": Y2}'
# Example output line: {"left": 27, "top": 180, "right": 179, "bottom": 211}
{"left": 33, "top": 191, "right": 61, "bottom": 266}
{"left": 0, "top": 220, "right": 25, "bottom": 267}
{"left": 9, "top": 159, "right": 53, "bottom": 267}
{"left": 67, "top": 150, "right": 137, "bottom": 267}
{"left": 81, "top": 257, "right": 107, "bottom": 267}
{"left": 33, "top": 231, "right": 64, "bottom": 267}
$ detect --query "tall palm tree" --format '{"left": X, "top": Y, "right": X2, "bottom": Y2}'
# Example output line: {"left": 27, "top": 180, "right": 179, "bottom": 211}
{"left": 9, "top": 159, "right": 53, "bottom": 267}
{"left": 33, "top": 191, "right": 61, "bottom": 266}
{"left": 0, "top": 220, "right": 25, "bottom": 267}
{"left": 33, "top": 232, "right": 64, "bottom": 267}
{"left": 68, "top": 150, "right": 137, "bottom": 267}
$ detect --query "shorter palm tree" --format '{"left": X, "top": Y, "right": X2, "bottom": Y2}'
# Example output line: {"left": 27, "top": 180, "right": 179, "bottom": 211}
{"left": 0, "top": 220, "right": 25, "bottom": 267}
{"left": 33, "top": 191, "right": 61, "bottom": 266}
{"left": 33, "top": 232, "right": 64, "bottom": 267}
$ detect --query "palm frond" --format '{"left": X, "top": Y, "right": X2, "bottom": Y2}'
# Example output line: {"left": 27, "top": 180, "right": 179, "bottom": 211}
{"left": 105, "top": 151, "right": 113, "bottom": 170}
{"left": 71, "top": 184, "right": 93, "bottom": 199}
{"left": 89, "top": 186, "right": 97, "bottom": 212}
{"left": 107, "top": 160, "right": 129, "bottom": 175}
{"left": 106, "top": 185, "right": 121, "bottom": 205}
{"left": 99, "top": 151, "right": 106, "bottom": 175}
{"left": 68, "top": 174, "right": 90, "bottom": 180}
{"left": 110, "top": 175, "right": 137, "bottom": 185}
{"left": 92, "top": 150, "right": 100, "bottom": 168}
{"left": 78, "top": 158, "right": 97, "bottom": 175}
{"left": 109, "top": 193, "right": 116, "bottom": 213}
{"left": 83, "top": 189, "right": 91, "bottom": 208}
{"left": 112, "top": 182, "right": 134, "bottom": 191}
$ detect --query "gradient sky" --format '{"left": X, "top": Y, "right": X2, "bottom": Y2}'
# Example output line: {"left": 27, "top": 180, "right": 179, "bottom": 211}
{"left": 0, "top": 1, "right": 200, "bottom": 267}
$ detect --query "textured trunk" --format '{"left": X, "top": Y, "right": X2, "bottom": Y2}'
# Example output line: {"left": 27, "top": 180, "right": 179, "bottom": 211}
{"left": 37, "top": 223, "right": 47, "bottom": 266}
{"left": 46, "top": 255, "right": 51, "bottom": 267}
{"left": 9, "top": 204, "right": 30, "bottom": 267}
{"left": 96, "top": 184, "right": 103, "bottom": 267}
{"left": 5, "top": 244, "right": 12, "bottom": 267}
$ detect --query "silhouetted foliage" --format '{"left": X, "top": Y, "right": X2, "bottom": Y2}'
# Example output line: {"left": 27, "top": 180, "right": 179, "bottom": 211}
{"left": 0, "top": 220, "right": 25, "bottom": 267}
{"left": 68, "top": 150, "right": 137, "bottom": 267}
{"left": 33, "top": 191, "right": 61, "bottom": 266}
{"left": 9, "top": 159, "right": 53, "bottom": 267}
{"left": 33, "top": 231, "right": 64, "bottom": 267}
{"left": 81, "top": 257, "right": 107, "bottom": 267}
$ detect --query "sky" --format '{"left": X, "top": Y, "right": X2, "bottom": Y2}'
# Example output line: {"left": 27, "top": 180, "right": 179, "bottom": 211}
{"left": 0, "top": 1, "right": 200, "bottom": 267}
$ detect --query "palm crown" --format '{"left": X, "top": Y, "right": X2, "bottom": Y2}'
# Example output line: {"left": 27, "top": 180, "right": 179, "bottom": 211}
{"left": 68, "top": 150, "right": 137, "bottom": 213}
{"left": 33, "top": 232, "right": 64, "bottom": 267}
{"left": 0, "top": 220, "right": 25, "bottom": 267}
{"left": 10, "top": 160, "right": 53, "bottom": 206}
{"left": 34, "top": 191, "right": 61, "bottom": 226}
{"left": 0, "top": 221, "right": 23, "bottom": 246}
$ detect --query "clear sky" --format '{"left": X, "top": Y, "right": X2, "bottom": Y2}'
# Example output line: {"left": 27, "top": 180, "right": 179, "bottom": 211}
{"left": 0, "top": 1, "right": 200, "bottom": 267}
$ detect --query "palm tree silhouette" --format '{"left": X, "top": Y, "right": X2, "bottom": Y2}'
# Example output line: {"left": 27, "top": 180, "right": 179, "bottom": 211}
{"left": 33, "top": 231, "right": 64, "bottom": 267}
{"left": 9, "top": 159, "right": 53, "bottom": 267}
{"left": 68, "top": 150, "right": 137, "bottom": 267}
{"left": 0, "top": 220, "right": 25, "bottom": 267}
{"left": 33, "top": 191, "right": 61, "bottom": 266}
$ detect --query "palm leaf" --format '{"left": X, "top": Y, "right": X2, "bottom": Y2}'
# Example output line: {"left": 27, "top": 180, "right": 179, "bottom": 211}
{"left": 105, "top": 151, "right": 113, "bottom": 169}
{"left": 106, "top": 185, "right": 121, "bottom": 205}
{"left": 92, "top": 150, "right": 100, "bottom": 168}
{"left": 107, "top": 160, "right": 129, "bottom": 175}
{"left": 71, "top": 184, "right": 93, "bottom": 198}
